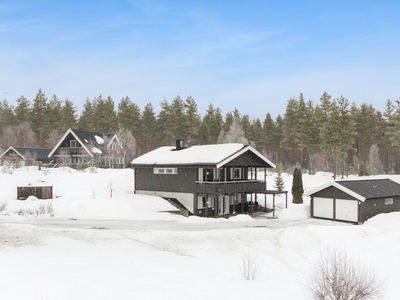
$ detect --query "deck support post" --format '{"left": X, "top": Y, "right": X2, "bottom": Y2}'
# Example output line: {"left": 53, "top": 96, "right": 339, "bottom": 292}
{"left": 273, "top": 194, "right": 276, "bottom": 217}
{"left": 205, "top": 193, "right": 208, "bottom": 217}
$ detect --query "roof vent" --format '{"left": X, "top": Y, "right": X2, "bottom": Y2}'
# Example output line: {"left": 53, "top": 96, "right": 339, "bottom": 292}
{"left": 176, "top": 139, "right": 184, "bottom": 150}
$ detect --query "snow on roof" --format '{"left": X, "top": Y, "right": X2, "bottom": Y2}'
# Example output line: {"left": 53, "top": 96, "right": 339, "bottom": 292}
{"left": 95, "top": 135, "right": 104, "bottom": 144}
{"left": 92, "top": 147, "right": 102, "bottom": 154}
{"left": 131, "top": 144, "right": 245, "bottom": 166}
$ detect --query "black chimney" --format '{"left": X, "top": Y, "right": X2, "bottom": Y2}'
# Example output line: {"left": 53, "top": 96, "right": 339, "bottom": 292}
{"left": 176, "top": 139, "right": 184, "bottom": 150}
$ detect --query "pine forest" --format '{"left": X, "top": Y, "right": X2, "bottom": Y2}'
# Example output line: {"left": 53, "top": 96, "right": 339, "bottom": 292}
{"left": 1, "top": 89, "right": 399, "bottom": 177}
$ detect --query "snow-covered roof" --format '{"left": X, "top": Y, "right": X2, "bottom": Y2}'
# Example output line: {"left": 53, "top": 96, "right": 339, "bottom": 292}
{"left": 131, "top": 143, "right": 275, "bottom": 168}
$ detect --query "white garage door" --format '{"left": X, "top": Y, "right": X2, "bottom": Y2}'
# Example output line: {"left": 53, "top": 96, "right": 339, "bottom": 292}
{"left": 335, "top": 199, "right": 358, "bottom": 222}
{"left": 313, "top": 197, "right": 334, "bottom": 219}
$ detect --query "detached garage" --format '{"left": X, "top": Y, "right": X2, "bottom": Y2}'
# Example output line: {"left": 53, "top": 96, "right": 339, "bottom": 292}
{"left": 305, "top": 179, "right": 400, "bottom": 224}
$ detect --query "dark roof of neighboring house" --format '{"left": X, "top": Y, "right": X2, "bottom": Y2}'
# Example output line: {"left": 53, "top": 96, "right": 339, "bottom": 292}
{"left": 337, "top": 179, "right": 400, "bottom": 199}
{"left": 305, "top": 178, "right": 400, "bottom": 201}
{"left": 48, "top": 128, "right": 119, "bottom": 158}
{"left": 71, "top": 129, "right": 114, "bottom": 146}
{"left": 1, "top": 147, "right": 52, "bottom": 161}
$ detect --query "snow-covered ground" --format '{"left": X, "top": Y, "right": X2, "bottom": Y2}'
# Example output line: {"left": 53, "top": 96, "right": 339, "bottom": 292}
{"left": 1, "top": 167, "right": 399, "bottom": 299}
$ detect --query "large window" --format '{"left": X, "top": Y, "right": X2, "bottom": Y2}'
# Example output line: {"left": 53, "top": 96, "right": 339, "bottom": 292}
{"left": 203, "top": 168, "right": 214, "bottom": 182}
{"left": 234, "top": 167, "right": 241, "bottom": 180}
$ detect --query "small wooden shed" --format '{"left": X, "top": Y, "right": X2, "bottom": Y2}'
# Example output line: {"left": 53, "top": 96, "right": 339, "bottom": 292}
{"left": 305, "top": 178, "right": 400, "bottom": 223}
{"left": 17, "top": 186, "right": 53, "bottom": 200}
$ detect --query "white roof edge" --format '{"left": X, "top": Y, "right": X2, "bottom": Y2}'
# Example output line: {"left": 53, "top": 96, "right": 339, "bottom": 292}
{"left": 107, "top": 134, "right": 120, "bottom": 148}
{"left": 216, "top": 145, "right": 276, "bottom": 169}
{"left": 48, "top": 129, "right": 93, "bottom": 158}
{"left": 0, "top": 146, "right": 26, "bottom": 160}
{"left": 304, "top": 181, "right": 366, "bottom": 202}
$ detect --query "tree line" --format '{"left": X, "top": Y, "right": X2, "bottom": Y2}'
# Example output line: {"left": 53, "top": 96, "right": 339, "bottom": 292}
{"left": 0, "top": 89, "right": 399, "bottom": 176}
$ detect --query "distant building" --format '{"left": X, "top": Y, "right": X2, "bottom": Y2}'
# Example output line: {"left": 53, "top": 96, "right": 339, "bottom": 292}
{"left": 48, "top": 128, "right": 134, "bottom": 168}
{"left": 0, "top": 146, "right": 51, "bottom": 167}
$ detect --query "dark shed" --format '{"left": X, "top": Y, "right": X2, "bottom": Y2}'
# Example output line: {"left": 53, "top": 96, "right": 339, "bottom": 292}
{"left": 305, "top": 178, "right": 400, "bottom": 223}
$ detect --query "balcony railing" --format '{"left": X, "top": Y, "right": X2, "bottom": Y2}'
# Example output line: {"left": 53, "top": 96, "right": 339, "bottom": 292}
{"left": 195, "top": 180, "right": 266, "bottom": 195}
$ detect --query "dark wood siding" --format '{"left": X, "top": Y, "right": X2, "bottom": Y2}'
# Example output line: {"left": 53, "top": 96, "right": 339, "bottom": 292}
{"left": 312, "top": 186, "right": 358, "bottom": 200}
{"left": 225, "top": 150, "right": 272, "bottom": 167}
{"left": 135, "top": 166, "right": 198, "bottom": 193}
{"left": 17, "top": 186, "right": 53, "bottom": 200}
{"left": 359, "top": 197, "right": 400, "bottom": 222}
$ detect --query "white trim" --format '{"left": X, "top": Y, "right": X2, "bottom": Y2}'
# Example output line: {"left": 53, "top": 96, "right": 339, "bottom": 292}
{"left": 0, "top": 146, "right": 26, "bottom": 160}
{"left": 107, "top": 134, "right": 121, "bottom": 148}
{"left": 48, "top": 129, "right": 93, "bottom": 158}
{"left": 216, "top": 145, "right": 276, "bottom": 169}
{"left": 304, "top": 181, "right": 366, "bottom": 202}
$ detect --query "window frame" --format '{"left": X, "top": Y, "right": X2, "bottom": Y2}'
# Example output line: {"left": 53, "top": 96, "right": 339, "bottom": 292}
{"left": 154, "top": 168, "right": 177, "bottom": 175}
{"left": 384, "top": 198, "right": 393, "bottom": 205}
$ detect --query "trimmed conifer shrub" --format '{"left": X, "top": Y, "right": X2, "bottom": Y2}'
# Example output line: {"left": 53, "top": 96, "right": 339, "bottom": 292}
{"left": 292, "top": 167, "right": 304, "bottom": 204}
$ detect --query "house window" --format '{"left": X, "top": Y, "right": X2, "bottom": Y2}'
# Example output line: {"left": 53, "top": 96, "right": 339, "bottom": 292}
{"left": 110, "top": 143, "right": 117, "bottom": 150}
{"left": 234, "top": 167, "right": 241, "bottom": 180}
{"left": 203, "top": 168, "right": 214, "bottom": 182}
{"left": 116, "top": 157, "right": 124, "bottom": 164}
{"left": 154, "top": 168, "right": 177, "bottom": 174}
{"left": 384, "top": 198, "right": 393, "bottom": 205}
{"left": 70, "top": 140, "right": 77, "bottom": 148}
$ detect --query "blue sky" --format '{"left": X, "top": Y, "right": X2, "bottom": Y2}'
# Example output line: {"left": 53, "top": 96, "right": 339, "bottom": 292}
{"left": 1, "top": 0, "right": 399, "bottom": 119}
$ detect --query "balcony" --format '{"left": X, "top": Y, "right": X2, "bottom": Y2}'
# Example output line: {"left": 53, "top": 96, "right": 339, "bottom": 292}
{"left": 195, "top": 180, "right": 266, "bottom": 195}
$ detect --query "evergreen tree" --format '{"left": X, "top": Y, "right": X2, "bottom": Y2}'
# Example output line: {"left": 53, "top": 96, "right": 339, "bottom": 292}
{"left": 30, "top": 89, "right": 48, "bottom": 147}
{"left": 117, "top": 96, "right": 141, "bottom": 150}
{"left": 46, "top": 94, "right": 63, "bottom": 134}
{"left": 274, "top": 114, "right": 284, "bottom": 164}
{"left": 95, "top": 95, "right": 118, "bottom": 133}
{"left": 141, "top": 103, "right": 157, "bottom": 154}
{"left": 203, "top": 104, "right": 223, "bottom": 144}
{"left": 61, "top": 99, "right": 77, "bottom": 131}
{"left": 354, "top": 103, "right": 377, "bottom": 164}
{"left": 14, "top": 96, "right": 31, "bottom": 125}
{"left": 197, "top": 120, "right": 211, "bottom": 145}
{"left": 274, "top": 169, "right": 285, "bottom": 191}
{"left": 262, "top": 113, "right": 276, "bottom": 156}
{"left": 78, "top": 97, "right": 95, "bottom": 130}
{"left": 0, "top": 100, "right": 15, "bottom": 134}
{"left": 249, "top": 118, "right": 263, "bottom": 149}
{"left": 291, "top": 167, "right": 303, "bottom": 203}
{"left": 169, "top": 96, "right": 186, "bottom": 142}
{"left": 282, "top": 97, "right": 300, "bottom": 165}
{"left": 184, "top": 96, "right": 201, "bottom": 146}
{"left": 156, "top": 99, "right": 171, "bottom": 146}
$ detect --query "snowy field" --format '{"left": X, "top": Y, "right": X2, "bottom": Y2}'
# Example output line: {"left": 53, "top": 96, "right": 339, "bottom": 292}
{"left": 1, "top": 167, "right": 400, "bottom": 299}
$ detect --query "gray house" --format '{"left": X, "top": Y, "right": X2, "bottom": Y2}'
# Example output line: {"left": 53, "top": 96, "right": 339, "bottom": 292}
{"left": 0, "top": 146, "right": 52, "bottom": 167}
{"left": 305, "top": 178, "right": 400, "bottom": 223}
{"left": 49, "top": 128, "right": 134, "bottom": 169}
{"left": 131, "top": 142, "right": 276, "bottom": 217}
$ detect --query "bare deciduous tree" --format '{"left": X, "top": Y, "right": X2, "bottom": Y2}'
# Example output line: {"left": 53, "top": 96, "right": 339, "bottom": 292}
{"left": 1, "top": 126, "right": 17, "bottom": 147}
{"left": 368, "top": 144, "right": 383, "bottom": 175}
{"left": 16, "top": 122, "right": 37, "bottom": 147}
{"left": 305, "top": 246, "right": 383, "bottom": 300}
{"left": 45, "top": 129, "right": 61, "bottom": 148}
{"left": 218, "top": 118, "right": 248, "bottom": 144}
{"left": 240, "top": 250, "right": 260, "bottom": 280}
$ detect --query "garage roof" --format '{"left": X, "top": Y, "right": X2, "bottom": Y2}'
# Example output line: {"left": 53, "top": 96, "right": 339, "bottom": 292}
{"left": 305, "top": 178, "right": 400, "bottom": 202}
